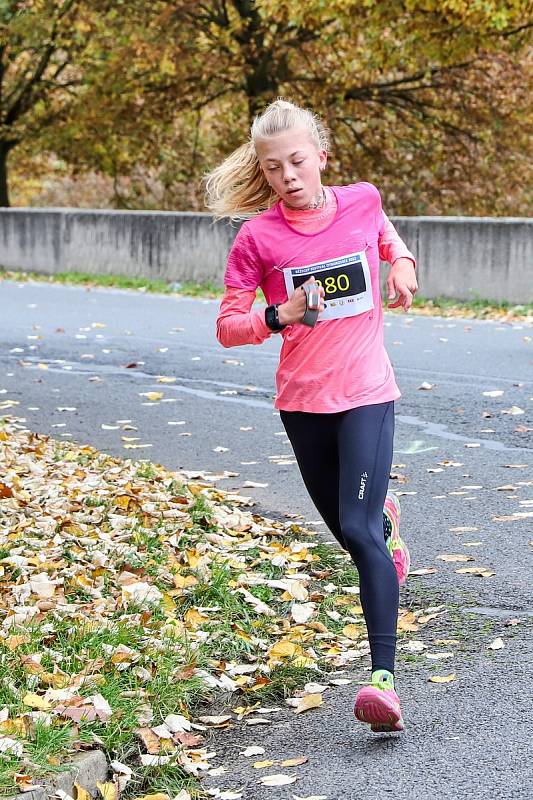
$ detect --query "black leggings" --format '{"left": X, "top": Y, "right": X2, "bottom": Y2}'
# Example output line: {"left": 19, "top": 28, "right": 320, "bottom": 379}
{"left": 280, "top": 401, "right": 398, "bottom": 674}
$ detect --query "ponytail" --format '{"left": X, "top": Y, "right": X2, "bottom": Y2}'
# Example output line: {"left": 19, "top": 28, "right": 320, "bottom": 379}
{"left": 204, "top": 140, "right": 276, "bottom": 221}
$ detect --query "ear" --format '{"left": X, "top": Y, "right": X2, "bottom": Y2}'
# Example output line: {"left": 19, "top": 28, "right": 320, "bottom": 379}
{"left": 319, "top": 149, "right": 328, "bottom": 171}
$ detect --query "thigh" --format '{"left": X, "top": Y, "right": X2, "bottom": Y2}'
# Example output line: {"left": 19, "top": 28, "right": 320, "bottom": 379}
{"left": 337, "top": 401, "right": 395, "bottom": 544}
{"left": 280, "top": 410, "right": 346, "bottom": 548}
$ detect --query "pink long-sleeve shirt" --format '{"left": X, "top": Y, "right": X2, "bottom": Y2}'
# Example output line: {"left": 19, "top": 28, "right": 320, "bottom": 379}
{"left": 216, "top": 182, "right": 416, "bottom": 413}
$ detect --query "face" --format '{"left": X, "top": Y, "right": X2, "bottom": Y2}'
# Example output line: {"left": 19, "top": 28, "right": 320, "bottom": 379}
{"left": 255, "top": 126, "right": 327, "bottom": 208}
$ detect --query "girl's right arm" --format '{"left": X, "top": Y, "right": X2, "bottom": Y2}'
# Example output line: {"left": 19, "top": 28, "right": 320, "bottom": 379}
{"left": 216, "top": 285, "right": 273, "bottom": 347}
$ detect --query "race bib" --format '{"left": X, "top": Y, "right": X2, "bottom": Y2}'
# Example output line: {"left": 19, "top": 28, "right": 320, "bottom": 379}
{"left": 283, "top": 250, "right": 374, "bottom": 322}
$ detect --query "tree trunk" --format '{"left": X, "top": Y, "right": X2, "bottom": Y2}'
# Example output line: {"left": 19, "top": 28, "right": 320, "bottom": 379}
{"left": 0, "top": 143, "right": 12, "bottom": 207}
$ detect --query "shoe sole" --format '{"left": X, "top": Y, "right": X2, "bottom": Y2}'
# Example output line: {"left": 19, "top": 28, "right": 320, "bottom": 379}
{"left": 355, "top": 688, "right": 405, "bottom": 733}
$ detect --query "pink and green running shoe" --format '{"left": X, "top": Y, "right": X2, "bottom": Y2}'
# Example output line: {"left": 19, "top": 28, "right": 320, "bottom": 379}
{"left": 354, "top": 669, "right": 405, "bottom": 733}
{"left": 383, "top": 491, "right": 410, "bottom": 585}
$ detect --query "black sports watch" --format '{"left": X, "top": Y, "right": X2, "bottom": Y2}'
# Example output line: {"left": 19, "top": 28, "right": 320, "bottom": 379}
{"left": 265, "top": 304, "right": 286, "bottom": 332}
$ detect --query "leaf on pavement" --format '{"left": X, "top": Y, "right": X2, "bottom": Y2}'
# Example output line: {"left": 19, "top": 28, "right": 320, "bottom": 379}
{"left": 281, "top": 757, "right": 308, "bottom": 767}
{"left": 455, "top": 567, "right": 495, "bottom": 577}
{"left": 488, "top": 638, "right": 505, "bottom": 650}
{"left": 259, "top": 774, "right": 297, "bottom": 786}
{"left": 292, "top": 694, "right": 323, "bottom": 714}
{"left": 409, "top": 568, "right": 437, "bottom": 575}
{"left": 436, "top": 554, "right": 474, "bottom": 562}
{"left": 428, "top": 674, "right": 456, "bottom": 683}
{"left": 241, "top": 746, "right": 265, "bottom": 757}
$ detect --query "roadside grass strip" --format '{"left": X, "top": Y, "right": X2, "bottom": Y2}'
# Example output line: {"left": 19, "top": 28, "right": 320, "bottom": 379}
{"left": 0, "top": 416, "right": 432, "bottom": 798}
{"left": 1, "top": 269, "right": 532, "bottom": 321}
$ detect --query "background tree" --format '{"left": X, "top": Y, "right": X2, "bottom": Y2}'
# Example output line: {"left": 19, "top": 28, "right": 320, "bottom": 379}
{"left": 6, "top": 0, "right": 533, "bottom": 215}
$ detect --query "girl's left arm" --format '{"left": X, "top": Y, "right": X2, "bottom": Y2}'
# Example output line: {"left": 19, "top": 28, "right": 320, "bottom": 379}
{"left": 378, "top": 212, "right": 418, "bottom": 312}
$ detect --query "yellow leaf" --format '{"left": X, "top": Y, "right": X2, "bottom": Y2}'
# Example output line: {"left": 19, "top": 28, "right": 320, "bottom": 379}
{"left": 428, "top": 674, "right": 456, "bottom": 683}
{"left": 184, "top": 608, "right": 208, "bottom": 628}
{"left": 4, "top": 634, "right": 31, "bottom": 650}
{"left": 74, "top": 784, "right": 92, "bottom": 800}
{"left": 145, "top": 392, "right": 163, "bottom": 402}
{"left": 281, "top": 756, "right": 308, "bottom": 767}
{"left": 134, "top": 794, "right": 169, "bottom": 800}
{"left": 173, "top": 574, "right": 198, "bottom": 589}
{"left": 342, "top": 624, "right": 362, "bottom": 640}
{"left": 293, "top": 693, "right": 323, "bottom": 714}
{"left": 156, "top": 377, "right": 176, "bottom": 384}
{"left": 22, "top": 693, "right": 51, "bottom": 710}
{"left": 397, "top": 612, "right": 419, "bottom": 632}
{"left": 96, "top": 782, "right": 118, "bottom": 800}
{"left": 253, "top": 760, "right": 275, "bottom": 769}
{"left": 455, "top": 567, "right": 495, "bottom": 577}
{"left": 268, "top": 640, "right": 298, "bottom": 659}
{"left": 436, "top": 554, "right": 474, "bottom": 562}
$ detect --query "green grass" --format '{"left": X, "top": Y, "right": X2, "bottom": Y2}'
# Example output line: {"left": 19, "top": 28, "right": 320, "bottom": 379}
{"left": 2, "top": 267, "right": 530, "bottom": 316}
{"left": 0, "top": 267, "right": 225, "bottom": 298}
{"left": 409, "top": 294, "right": 533, "bottom": 317}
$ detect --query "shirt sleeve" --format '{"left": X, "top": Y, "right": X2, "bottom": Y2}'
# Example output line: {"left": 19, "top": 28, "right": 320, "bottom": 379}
{"left": 224, "top": 223, "right": 264, "bottom": 290}
{"left": 216, "top": 286, "right": 273, "bottom": 348}
{"left": 378, "top": 212, "right": 417, "bottom": 268}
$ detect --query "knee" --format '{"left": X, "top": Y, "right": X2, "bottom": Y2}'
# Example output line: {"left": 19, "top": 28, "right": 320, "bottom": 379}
{"left": 340, "top": 523, "right": 375, "bottom": 559}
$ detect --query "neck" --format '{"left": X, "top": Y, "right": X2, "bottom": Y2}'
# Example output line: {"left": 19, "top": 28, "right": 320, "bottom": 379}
{"left": 284, "top": 186, "right": 326, "bottom": 211}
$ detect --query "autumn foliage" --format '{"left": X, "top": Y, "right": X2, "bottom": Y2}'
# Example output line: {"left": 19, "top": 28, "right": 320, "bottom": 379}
{"left": 1, "top": 1, "right": 531, "bottom": 214}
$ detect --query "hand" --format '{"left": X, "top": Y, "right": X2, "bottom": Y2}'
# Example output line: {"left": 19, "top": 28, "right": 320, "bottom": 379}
{"left": 278, "top": 276, "right": 325, "bottom": 325}
{"left": 387, "top": 258, "right": 418, "bottom": 312}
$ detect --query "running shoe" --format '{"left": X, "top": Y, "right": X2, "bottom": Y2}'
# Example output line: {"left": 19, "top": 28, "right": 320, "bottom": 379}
{"left": 354, "top": 669, "right": 405, "bottom": 733}
{"left": 383, "top": 491, "right": 410, "bottom": 585}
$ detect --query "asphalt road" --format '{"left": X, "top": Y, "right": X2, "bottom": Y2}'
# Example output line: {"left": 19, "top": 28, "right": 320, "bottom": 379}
{"left": 1, "top": 279, "right": 532, "bottom": 799}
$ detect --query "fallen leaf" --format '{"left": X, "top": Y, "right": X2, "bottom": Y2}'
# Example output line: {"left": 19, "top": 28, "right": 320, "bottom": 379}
{"left": 241, "top": 746, "right": 265, "bottom": 757}
{"left": 428, "top": 674, "right": 456, "bottom": 683}
{"left": 281, "top": 757, "right": 308, "bottom": 767}
{"left": 436, "top": 554, "right": 474, "bottom": 562}
{"left": 293, "top": 693, "right": 324, "bottom": 714}
{"left": 259, "top": 774, "right": 297, "bottom": 786}
{"left": 253, "top": 760, "right": 275, "bottom": 769}
{"left": 455, "top": 567, "right": 495, "bottom": 577}
{"left": 449, "top": 526, "right": 478, "bottom": 532}
{"left": 488, "top": 638, "right": 505, "bottom": 650}
{"left": 96, "top": 782, "right": 118, "bottom": 800}
{"left": 409, "top": 567, "right": 437, "bottom": 576}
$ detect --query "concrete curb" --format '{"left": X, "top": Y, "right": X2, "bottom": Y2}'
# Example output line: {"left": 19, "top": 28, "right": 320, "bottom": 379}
{"left": 10, "top": 751, "right": 109, "bottom": 800}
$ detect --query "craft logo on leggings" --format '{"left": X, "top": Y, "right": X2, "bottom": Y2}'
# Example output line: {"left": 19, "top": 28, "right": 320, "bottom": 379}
{"left": 283, "top": 249, "right": 374, "bottom": 322}
{"left": 358, "top": 470, "right": 369, "bottom": 500}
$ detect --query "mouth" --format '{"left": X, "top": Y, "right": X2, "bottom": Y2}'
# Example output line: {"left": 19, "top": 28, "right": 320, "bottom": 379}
{"left": 286, "top": 188, "right": 303, "bottom": 196}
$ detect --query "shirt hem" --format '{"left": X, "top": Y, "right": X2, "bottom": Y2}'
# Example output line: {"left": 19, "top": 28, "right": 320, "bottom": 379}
{"left": 274, "top": 389, "right": 401, "bottom": 414}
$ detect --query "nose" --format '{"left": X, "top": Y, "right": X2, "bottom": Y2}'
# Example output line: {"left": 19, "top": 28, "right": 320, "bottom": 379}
{"left": 282, "top": 164, "right": 297, "bottom": 183}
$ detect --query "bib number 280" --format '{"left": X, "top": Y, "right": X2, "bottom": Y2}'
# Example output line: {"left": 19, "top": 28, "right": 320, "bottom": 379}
{"left": 283, "top": 250, "right": 374, "bottom": 322}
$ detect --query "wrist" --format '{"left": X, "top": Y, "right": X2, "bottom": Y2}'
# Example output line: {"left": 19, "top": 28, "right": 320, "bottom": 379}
{"left": 277, "top": 302, "right": 292, "bottom": 326}
{"left": 392, "top": 257, "right": 416, "bottom": 270}
{"left": 265, "top": 303, "right": 287, "bottom": 331}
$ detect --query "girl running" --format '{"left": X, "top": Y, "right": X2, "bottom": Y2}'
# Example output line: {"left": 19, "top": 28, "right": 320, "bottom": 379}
{"left": 206, "top": 99, "right": 417, "bottom": 733}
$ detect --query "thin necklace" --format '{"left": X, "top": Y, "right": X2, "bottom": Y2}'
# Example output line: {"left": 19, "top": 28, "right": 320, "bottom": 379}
{"left": 305, "top": 187, "right": 326, "bottom": 210}
{"left": 284, "top": 187, "right": 326, "bottom": 211}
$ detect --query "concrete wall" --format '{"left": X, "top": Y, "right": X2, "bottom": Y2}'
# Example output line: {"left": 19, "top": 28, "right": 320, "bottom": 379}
{"left": 0, "top": 208, "right": 532, "bottom": 303}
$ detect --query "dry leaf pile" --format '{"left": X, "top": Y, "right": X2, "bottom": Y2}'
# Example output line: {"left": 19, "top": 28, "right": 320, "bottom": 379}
{"left": 0, "top": 417, "right": 444, "bottom": 798}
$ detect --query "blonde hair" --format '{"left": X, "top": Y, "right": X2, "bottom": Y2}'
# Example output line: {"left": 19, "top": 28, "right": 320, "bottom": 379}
{"left": 204, "top": 99, "right": 330, "bottom": 220}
